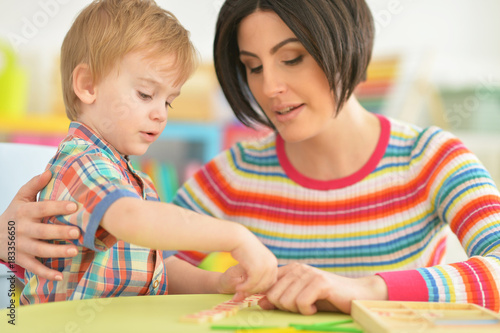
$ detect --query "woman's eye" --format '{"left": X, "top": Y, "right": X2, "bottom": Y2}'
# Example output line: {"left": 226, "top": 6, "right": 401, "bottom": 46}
{"left": 283, "top": 55, "right": 304, "bottom": 66}
{"left": 138, "top": 91, "right": 152, "bottom": 100}
{"left": 249, "top": 65, "right": 263, "bottom": 74}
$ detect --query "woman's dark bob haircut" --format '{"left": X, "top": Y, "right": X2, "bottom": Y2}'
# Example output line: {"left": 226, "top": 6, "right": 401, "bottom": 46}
{"left": 214, "top": 0, "right": 375, "bottom": 129}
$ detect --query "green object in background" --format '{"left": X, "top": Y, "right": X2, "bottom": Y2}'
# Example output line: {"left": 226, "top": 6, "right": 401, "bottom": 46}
{"left": 0, "top": 40, "right": 28, "bottom": 117}
{"left": 440, "top": 87, "right": 500, "bottom": 133}
{"left": 198, "top": 251, "right": 239, "bottom": 272}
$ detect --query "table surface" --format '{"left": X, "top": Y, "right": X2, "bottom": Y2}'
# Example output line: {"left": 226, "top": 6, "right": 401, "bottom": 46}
{"left": 0, "top": 294, "right": 358, "bottom": 332}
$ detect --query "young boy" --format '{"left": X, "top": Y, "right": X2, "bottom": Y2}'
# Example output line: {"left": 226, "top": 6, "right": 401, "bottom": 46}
{"left": 20, "top": 0, "right": 277, "bottom": 304}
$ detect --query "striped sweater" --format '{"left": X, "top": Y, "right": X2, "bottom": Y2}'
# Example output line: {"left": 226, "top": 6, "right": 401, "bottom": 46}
{"left": 174, "top": 115, "right": 500, "bottom": 311}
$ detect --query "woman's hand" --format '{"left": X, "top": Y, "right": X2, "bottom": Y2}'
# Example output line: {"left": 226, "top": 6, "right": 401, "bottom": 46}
{"left": 0, "top": 170, "right": 80, "bottom": 280}
{"left": 259, "top": 263, "right": 388, "bottom": 315}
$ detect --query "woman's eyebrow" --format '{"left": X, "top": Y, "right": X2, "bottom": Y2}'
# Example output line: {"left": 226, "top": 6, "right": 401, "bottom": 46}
{"left": 270, "top": 37, "right": 300, "bottom": 54}
{"left": 239, "top": 37, "right": 300, "bottom": 58}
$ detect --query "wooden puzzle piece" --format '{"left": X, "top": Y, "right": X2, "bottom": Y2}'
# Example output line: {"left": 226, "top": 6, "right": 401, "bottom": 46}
{"left": 243, "top": 294, "right": 265, "bottom": 307}
{"left": 179, "top": 312, "right": 211, "bottom": 324}
{"left": 180, "top": 294, "right": 266, "bottom": 324}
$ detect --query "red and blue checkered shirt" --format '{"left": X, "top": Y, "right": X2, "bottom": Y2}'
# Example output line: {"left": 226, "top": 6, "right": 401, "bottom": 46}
{"left": 21, "top": 122, "right": 168, "bottom": 304}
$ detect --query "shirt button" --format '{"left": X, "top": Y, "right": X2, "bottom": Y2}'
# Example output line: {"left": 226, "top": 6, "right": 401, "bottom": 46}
{"left": 153, "top": 279, "right": 159, "bottom": 288}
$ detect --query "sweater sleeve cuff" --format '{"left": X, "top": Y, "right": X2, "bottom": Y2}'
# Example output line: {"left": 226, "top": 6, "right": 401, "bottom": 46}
{"left": 0, "top": 259, "right": 25, "bottom": 280}
{"left": 174, "top": 251, "right": 207, "bottom": 267}
{"left": 376, "top": 270, "right": 428, "bottom": 302}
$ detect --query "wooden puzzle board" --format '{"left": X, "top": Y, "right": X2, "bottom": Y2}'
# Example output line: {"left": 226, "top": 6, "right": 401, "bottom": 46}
{"left": 351, "top": 300, "right": 500, "bottom": 333}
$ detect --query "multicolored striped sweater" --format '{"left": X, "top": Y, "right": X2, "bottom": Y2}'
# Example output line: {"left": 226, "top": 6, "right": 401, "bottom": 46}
{"left": 174, "top": 115, "right": 500, "bottom": 311}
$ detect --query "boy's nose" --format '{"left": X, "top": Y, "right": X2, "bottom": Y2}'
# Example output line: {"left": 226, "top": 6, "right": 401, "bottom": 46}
{"left": 150, "top": 104, "right": 168, "bottom": 122}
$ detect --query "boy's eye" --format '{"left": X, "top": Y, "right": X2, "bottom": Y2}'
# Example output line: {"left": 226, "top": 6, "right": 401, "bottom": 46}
{"left": 283, "top": 55, "right": 304, "bottom": 66}
{"left": 138, "top": 91, "right": 152, "bottom": 100}
{"left": 166, "top": 102, "right": 173, "bottom": 109}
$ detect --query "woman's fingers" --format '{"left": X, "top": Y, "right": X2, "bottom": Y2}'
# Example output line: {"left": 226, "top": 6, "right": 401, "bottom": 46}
{"left": 295, "top": 281, "right": 330, "bottom": 315}
{"left": 257, "top": 297, "right": 276, "bottom": 310}
{"left": 15, "top": 200, "right": 80, "bottom": 244}
{"left": 314, "top": 299, "right": 338, "bottom": 313}
{"left": 20, "top": 219, "right": 80, "bottom": 241}
{"left": 14, "top": 171, "right": 52, "bottom": 201}
{"left": 1, "top": 171, "right": 78, "bottom": 281}
{"left": 17, "top": 200, "right": 78, "bottom": 220}
{"left": 264, "top": 264, "right": 338, "bottom": 315}
{"left": 15, "top": 240, "right": 77, "bottom": 281}
{"left": 16, "top": 253, "right": 63, "bottom": 281}
{"left": 266, "top": 264, "right": 305, "bottom": 311}
{"left": 20, "top": 239, "right": 78, "bottom": 258}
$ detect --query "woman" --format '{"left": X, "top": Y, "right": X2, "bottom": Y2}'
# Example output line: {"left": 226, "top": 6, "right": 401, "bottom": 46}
{"left": 2, "top": 0, "right": 500, "bottom": 314}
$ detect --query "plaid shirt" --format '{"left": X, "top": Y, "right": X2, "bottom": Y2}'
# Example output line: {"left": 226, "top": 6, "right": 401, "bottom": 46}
{"left": 21, "top": 122, "right": 168, "bottom": 304}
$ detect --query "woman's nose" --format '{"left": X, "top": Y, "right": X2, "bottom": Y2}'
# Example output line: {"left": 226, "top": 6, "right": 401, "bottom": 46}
{"left": 262, "top": 68, "right": 286, "bottom": 97}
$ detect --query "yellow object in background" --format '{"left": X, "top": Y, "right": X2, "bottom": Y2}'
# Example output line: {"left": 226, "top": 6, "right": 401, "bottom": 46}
{"left": 0, "top": 41, "right": 28, "bottom": 117}
{"left": 198, "top": 252, "right": 239, "bottom": 273}
{"left": 51, "top": 55, "right": 67, "bottom": 117}
{"left": 11, "top": 280, "right": 22, "bottom": 308}
{"left": 236, "top": 329, "right": 298, "bottom": 333}
{"left": 168, "top": 63, "right": 219, "bottom": 121}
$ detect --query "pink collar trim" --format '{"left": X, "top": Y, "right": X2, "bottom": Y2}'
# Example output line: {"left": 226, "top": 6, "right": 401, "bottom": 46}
{"left": 276, "top": 113, "right": 390, "bottom": 190}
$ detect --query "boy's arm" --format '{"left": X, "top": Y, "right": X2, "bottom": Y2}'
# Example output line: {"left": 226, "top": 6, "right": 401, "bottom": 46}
{"left": 163, "top": 256, "right": 249, "bottom": 295}
{"left": 163, "top": 256, "right": 219, "bottom": 294}
{"left": 103, "top": 197, "right": 250, "bottom": 253}
{"left": 102, "top": 197, "right": 278, "bottom": 295}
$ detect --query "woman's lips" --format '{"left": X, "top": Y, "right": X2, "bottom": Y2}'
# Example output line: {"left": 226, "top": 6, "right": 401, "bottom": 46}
{"left": 274, "top": 104, "right": 304, "bottom": 122}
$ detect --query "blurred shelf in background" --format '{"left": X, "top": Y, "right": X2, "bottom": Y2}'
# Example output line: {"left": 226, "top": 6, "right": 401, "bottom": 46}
{"left": 1, "top": 52, "right": 499, "bottom": 198}
{"left": 0, "top": 113, "right": 270, "bottom": 201}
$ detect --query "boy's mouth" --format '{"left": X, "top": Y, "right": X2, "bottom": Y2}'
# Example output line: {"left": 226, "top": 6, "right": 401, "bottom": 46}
{"left": 141, "top": 131, "right": 158, "bottom": 141}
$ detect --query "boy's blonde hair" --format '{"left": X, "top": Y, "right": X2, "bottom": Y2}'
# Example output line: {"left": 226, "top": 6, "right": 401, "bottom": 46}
{"left": 61, "top": 0, "right": 198, "bottom": 120}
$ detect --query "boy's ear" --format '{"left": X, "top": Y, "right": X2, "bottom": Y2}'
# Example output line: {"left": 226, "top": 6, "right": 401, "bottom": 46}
{"left": 73, "top": 63, "right": 96, "bottom": 105}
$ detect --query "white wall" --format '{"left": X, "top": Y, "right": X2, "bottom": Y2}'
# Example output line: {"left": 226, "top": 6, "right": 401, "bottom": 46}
{"left": 368, "top": 0, "right": 500, "bottom": 86}
{"left": 1, "top": 0, "right": 499, "bottom": 112}
{"left": 0, "top": 0, "right": 221, "bottom": 113}
{"left": 0, "top": 1, "right": 220, "bottom": 59}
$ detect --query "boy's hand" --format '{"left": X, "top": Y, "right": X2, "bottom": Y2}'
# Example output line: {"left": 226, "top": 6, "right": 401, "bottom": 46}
{"left": 0, "top": 171, "right": 80, "bottom": 280}
{"left": 215, "top": 264, "right": 246, "bottom": 295}
{"left": 228, "top": 228, "right": 278, "bottom": 297}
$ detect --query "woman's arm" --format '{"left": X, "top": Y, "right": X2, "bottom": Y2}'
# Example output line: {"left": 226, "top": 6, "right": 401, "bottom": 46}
{"left": 394, "top": 130, "right": 500, "bottom": 310}
{"left": 0, "top": 171, "right": 80, "bottom": 280}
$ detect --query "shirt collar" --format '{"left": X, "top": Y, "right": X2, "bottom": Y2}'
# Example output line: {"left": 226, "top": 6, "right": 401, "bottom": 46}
{"left": 65, "top": 121, "right": 131, "bottom": 169}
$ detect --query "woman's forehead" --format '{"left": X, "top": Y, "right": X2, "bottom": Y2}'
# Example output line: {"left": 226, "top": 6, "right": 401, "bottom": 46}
{"left": 237, "top": 11, "right": 297, "bottom": 51}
